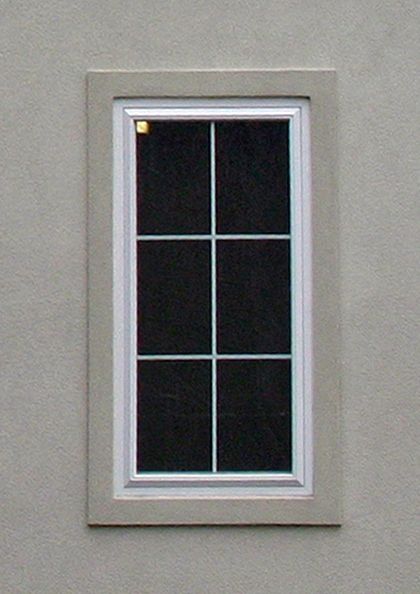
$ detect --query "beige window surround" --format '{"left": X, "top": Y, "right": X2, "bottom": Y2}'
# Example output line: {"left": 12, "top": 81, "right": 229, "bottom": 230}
{"left": 87, "top": 69, "right": 341, "bottom": 526}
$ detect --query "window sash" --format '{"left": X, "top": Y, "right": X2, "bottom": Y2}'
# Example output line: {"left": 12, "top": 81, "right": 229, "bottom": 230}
{"left": 113, "top": 98, "right": 312, "bottom": 495}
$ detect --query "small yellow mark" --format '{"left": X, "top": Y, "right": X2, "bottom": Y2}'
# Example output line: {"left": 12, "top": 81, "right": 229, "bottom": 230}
{"left": 136, "top": 121, "right": 150, "bottom": 134}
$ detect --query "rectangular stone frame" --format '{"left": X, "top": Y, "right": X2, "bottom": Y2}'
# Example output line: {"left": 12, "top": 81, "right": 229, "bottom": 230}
{"left": 87, "top": 70, "right": 341, "bottom": 525}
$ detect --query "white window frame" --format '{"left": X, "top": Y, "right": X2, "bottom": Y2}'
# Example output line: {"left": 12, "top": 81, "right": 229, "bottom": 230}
{"left": 114, "top": 99, "right": 312, "bottom": 497}
{"left": 88, "top": 70, "right": 341, "bottom": 525}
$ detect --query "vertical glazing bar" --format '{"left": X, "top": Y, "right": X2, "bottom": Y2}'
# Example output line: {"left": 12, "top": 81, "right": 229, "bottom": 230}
{"left": 210, "top": 122, "right": 217, "bottom": 472}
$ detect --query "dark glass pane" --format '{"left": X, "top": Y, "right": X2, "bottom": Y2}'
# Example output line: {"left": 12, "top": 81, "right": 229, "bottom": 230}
{"left": 216, "top": 121, "right": 289, "bottom": 234}
{"left": 137, "top": 361, "right": 212, "bottom": 472}
{"left": 137, "top": 121, "right": 210, "bottom": 235}
{"left": 138, "top": 241, "right": 211, "bottom": 354}
{"left": 217, "top": 240, "right": 290, "bottom": 354}
{"left": 217, "top": 360, "right": 291, "bottom": 472}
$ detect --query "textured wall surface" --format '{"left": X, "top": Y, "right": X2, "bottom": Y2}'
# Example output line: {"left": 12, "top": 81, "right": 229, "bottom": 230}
{"left": 1, "top": 1, "right": 419, "bottom": 593}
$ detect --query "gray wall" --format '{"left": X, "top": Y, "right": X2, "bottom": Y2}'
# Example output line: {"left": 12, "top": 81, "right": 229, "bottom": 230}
{"left": 1, "top": 1, "right": 419, "bottom": 593}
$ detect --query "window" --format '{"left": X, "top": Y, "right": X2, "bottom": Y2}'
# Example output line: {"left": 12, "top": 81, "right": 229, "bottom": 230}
{"left": 122, "top": 101, "right": 307, "bottom": 491}
{"left": 88, "top": 70, "right": 340, "bottom": 525}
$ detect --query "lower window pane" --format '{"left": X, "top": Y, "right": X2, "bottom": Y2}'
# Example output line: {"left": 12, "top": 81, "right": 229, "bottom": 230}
{"left": 137, "top": 361, "right": 212, "bottom": 472}
{"left": 217, "top": 360, "right": 291, "bottom": 472}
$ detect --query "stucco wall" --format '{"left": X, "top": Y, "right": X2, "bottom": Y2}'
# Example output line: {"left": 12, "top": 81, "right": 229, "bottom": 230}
{"left": 1, "top": 2, "right": 419, "bottom": 593}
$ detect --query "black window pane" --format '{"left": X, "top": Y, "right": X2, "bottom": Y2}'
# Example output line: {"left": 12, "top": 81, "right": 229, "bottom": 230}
{"left": 217, "top": 240, "right": 290, "bottom": 354}
{"left": 137, "top": 361, "right": 212, "bottom": 472}
{"left": 138, "top": 241, "right": 211, "bottom": 354}
{"left": 137, "top": 121, "right": 210, "bottom": 235}
{"left": 216, "top": 121, "right": 289, "bottom": 234}
{"left": 217, "top": 360, "right": 291, "bottom": 472}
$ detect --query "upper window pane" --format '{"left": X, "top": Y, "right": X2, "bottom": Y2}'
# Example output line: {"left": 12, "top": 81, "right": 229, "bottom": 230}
{"left": 137, "top": 121, "right": 210, "bottom": 235}
{"left": 216, "top": 121, "right": 289, "bottom": 234}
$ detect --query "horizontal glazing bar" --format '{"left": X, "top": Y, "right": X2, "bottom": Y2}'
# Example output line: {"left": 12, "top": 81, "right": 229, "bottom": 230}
{"left": 217, "top": 354, "right": 291, "bottom": 360}
{"left": 137, "top": 234, "right": 291, "bottom": 241}
{"left": 138, "top": 234, "right": 212, "bottom": 241}
{"left": 218, "top": 234, "right": 290, "bottom": 240}
{"left": 138, "top": 354, "right": 212, "bottom": 360}
{"left": 138, "top": 354, "right": 292, "bottom": 361}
